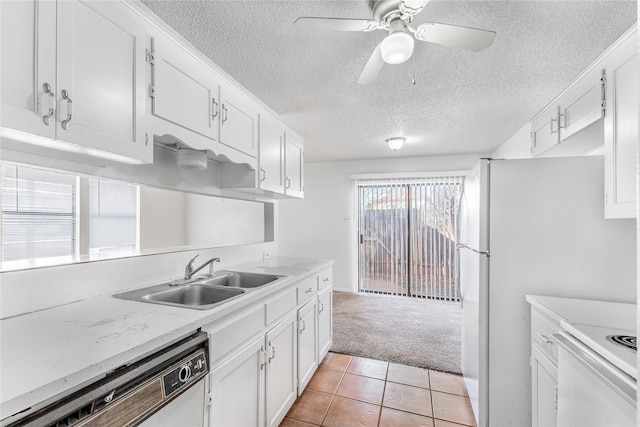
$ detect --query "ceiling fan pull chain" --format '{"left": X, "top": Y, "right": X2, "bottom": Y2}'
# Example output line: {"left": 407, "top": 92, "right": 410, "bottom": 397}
{"left": 412, "top": 48, "right": 416, "bottom": 85}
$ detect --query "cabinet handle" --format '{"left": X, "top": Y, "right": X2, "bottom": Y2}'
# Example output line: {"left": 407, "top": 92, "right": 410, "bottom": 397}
{"left": 260, "top": 346, "right": 268, "bottom": 370}
{"left": 318, "top": 301, "right": 324, "bottom": 314}
{"left": 268, "top": 344, "right": 276, "bottom": 363}
{"left": 558, "top": 105, "right": 566, "bottom": 130}
{"left": 322, "top": 277, "right": 330, "bottom": 282}
{"left": 285, "top": 177, "right": 291, "bottom": 189}
{"left": 221, "top": 105, "right": 228, "bottom": 123}
{"left": 61, "top": 89, "right": 73, "bottom": 130}
{"left": 305, "top": 287, "right": 313, "bottom": 294}
{"left": 535, "top": 333, "right": 553, "bottom": 344}
{"left": 212, "top": 97, "right": 219, "bottom": 119}
{"left": 260, "top": 168, "right": 266, "bottom": 182}
{"left": 549, "top": 117, "right": 557, "bottom": 135}
{"left": 299, "top": 318, "right": 306, "bottom": 334}
{"left": 41, "top": 83, "right": 55, "bottom": 125}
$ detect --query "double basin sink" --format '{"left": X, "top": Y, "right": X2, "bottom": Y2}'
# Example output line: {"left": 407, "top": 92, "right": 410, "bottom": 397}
{"left": 114, "top": 270, "right": 284, "bottom": 310}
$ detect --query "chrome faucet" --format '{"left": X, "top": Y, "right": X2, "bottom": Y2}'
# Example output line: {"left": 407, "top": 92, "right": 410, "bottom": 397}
{"left": 184, "top": 255, "right": 221, "bottom": 280}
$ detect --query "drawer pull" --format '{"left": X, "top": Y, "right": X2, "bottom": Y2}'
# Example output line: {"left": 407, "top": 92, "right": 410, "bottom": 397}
{"left": 305, "top": 287, "right": 313, "bottom": 294}
{"left": 322, "top": 277, "right": 330, "bottom": 282}
{"left": 536, "top": 333, "right": 553, "bottom": 344}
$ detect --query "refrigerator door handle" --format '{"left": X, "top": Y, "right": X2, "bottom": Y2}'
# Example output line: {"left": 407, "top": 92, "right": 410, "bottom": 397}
{"left": 456, "top": 243, "right": 490, "bottom": 257}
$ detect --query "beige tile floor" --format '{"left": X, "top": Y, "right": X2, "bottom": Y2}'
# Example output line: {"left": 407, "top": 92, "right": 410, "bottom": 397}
{"left": 281, "top": 352, "right": 476, "bottom": 427}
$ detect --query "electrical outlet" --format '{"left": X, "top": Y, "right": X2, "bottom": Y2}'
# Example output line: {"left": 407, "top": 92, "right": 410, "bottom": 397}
{"left": 263, "top": 251, "right": 271, "bottom": 260}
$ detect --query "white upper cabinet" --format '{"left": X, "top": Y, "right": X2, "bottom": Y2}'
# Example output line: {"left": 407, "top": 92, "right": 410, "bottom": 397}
{"left": 259, "top": 114, "right": 286, "bottom": 194}
{"left": 285, "top": 133, "right": 304, "bottom": 198}
{"left": 56, "top": 1, "right": 150, "bottom": 162}
{"left": 603, "top": 29, "right": 638, "bottom": 219}
{"left": 531, "top": 66, "right": 606, "bottom": 157}
{"left": 150, "top": 36, "right": 221, "bottom": 142}
{"left": 219, "top": 83, "right": 259, "bottom": 158}
{"left": 1, "top": 0, "right": 56, "bottom": 139}
{"left": 1, "top": 0, "right": 152, "bottom": 164}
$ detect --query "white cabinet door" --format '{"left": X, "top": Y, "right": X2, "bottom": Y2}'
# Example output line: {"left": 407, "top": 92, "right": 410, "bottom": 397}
{"left": 285, "top": 133, "right": 304, "bottom": 198}
{"left": 604, "top": 31, "right": 638, "bottom": 219}
{"left": 0, "top": 0, "right": 56, "bottom": 139}
{"left": 560, "top": 67, "right": 605, "bottom": 141}
{"left": 530, "top": 107, "right": 560, "bottom": 157}
{"left": 259, "top": 114, "right": 285, "bottom": 195}
{"left": 209, "top": 336, "right": 265, "bottom": 427}
{"left": 151, "top": 36, "right": 221, "bottom": 142}
{"left": 56, "top": 0, "right": 151, "bottom": 163}
{"left": 265, "top": 313, "right": 297, "bottom": 427}
{"left": 220, "top": 83, "right": 258, "bottom": 158}
{"left": 297, "top": 299, "right": 318, "bottom": 394}
{"left": 317, "top": 288, "right": 332, "bottom": 361}
{"left": 531, "top": 346, "right": 557, "bottom": 427}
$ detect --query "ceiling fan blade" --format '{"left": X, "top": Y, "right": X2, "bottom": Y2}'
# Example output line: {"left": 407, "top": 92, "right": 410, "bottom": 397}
{"left": 294, "top": 17, "right": 378, "bottom": 32}
{"left": 400, "top": 0, "right": 430, "bottom": 17}
{"left": 358, "top": 44, "right": 384, "bottom": 85}
{"left": 413, "top": 22, "right": 496, "bottom": 52}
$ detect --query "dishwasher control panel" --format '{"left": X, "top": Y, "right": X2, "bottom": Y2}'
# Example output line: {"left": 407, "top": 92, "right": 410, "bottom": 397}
{"left": 162, "top": 349, "right": 208, "bottom": 397}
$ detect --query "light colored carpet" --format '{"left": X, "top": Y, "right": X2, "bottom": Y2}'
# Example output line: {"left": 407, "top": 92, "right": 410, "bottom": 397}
{"left": 331, "top": 291, "right": 462, "bottom": 374}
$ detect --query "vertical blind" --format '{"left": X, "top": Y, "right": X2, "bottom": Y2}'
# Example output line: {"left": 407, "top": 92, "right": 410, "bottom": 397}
{"left": 357, "top": 175, "right": 465, "bottom": 301}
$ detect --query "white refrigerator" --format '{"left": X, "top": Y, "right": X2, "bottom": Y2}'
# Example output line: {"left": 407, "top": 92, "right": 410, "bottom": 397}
{"left": 458, "top": 156, "right": 636, "bottom": 427}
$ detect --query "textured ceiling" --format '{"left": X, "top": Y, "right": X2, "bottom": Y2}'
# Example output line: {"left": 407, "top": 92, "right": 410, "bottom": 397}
{"left": 141, "top": 0, "right": 637, "bottom": 162}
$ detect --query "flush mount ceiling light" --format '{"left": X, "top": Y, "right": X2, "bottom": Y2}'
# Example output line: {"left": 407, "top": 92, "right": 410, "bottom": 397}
{"left": 386, "top": 137, "right": 406, "bottom": 151}
{"left": 380, "top": 20, "right": 414, "bottom": 64}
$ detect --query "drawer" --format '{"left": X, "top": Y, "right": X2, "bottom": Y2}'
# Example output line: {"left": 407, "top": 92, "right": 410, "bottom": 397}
{"left": 296, "top": 276, "right": 318, "bottom": 304}
{"left": 531, "top": 309, "right": 560, "bottom": 364}
{"left": 318, "top": 268, "right": 332, "bottom": 291}
{"left": 265, "top": 287, "right": 297, "bottom": 325}
{"left": 206, "top": 304, "right": 265, "bottom": 365}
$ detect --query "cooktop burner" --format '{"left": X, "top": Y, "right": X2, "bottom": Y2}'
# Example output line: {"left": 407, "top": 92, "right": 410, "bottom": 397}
{"left": 606, "top": 335, "right": 637, "bottom": 351}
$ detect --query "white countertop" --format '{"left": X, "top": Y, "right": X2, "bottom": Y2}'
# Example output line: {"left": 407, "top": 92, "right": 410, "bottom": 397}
{"left": 0, "top": 257, "right": 332, "bottom": 420}
{"left": 526, "top": 294, "right": 637, "bottom": 378}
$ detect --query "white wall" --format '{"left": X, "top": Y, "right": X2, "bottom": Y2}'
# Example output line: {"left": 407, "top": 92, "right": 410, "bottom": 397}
{"left": 278, "top": 154, "right": 483, "bottom": 292}
{"left": 491, "top": 123, "right": 532, "bottom": 159}
{"left": 140, "top": 186, "right": 187, "bottom": 249}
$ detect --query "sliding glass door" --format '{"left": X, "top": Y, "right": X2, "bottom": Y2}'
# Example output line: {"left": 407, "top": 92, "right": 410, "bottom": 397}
{"left": 357, "top": 176, "right": 464, "bottom": 301}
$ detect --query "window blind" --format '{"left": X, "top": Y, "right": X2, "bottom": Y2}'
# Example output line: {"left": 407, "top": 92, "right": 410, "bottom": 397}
{"left": 2, "top": 164, "right": 76, "bottom": 261}
{"left": 357, "top": 175, "right": 465, "bottom": 301}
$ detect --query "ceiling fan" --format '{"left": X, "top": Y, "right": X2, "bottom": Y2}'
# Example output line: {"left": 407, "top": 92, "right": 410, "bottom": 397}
{"left": 294, "top": 0, "right": 496, "bottom": 84}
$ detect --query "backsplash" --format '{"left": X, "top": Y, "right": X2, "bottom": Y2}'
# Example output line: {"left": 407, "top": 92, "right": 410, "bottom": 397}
{"left": 0, "top": 242, "right": 277, "bottom": 319}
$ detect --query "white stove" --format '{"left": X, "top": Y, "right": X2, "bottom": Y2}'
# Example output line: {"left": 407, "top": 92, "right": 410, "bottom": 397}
{"left": 564, "top": 323, "right": 637, "bottom": 379}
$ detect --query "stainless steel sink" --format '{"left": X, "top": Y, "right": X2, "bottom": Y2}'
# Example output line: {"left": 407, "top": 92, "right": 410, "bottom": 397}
{"left": 203, "top": 270, "right": 283, "bottom": 288}
{"left": 113, "top": 270, "right": 284, "bottom": 310}
{"left": 144, "top": 284, "right": 244, "bottom": 306}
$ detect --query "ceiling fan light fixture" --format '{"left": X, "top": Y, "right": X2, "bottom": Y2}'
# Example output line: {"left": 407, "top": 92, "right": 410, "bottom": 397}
{"left": 380, "top": 30, "right": 414, "bottom": 64}
{"left": 386, "top": 137, "right": 406, "bottom": 151}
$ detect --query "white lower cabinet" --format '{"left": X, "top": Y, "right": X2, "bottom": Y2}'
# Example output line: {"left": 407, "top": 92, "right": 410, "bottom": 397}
{"left": 531, "top": 346, "right": 558, "bottom": 427}
{"left": 317, "top": 287, "right": 332, "bottom": 361}
{"left": 206, "top": 268, "right": 332, "bottom": 426}
{"left": 265, "top": 313, "right": 297, "bottom": 427}
{"left": 209, "top": 336, "right": 265, "bottom": 427}
{"left": 297, "top": 298, "right": 318, "bottom": 394}
{"left": 529, "top": 306, "right": 560, "bottom": 427}
{"left": 208, "top": 313, "right": 296, "bottom": 427}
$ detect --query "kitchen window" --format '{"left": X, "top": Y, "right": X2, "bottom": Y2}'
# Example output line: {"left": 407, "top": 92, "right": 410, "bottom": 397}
{"left": 1, "top": 164, "right": 77, "bottom": 262}
{"left": 1, "top": 163, "right": 139, "bottom": 263}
